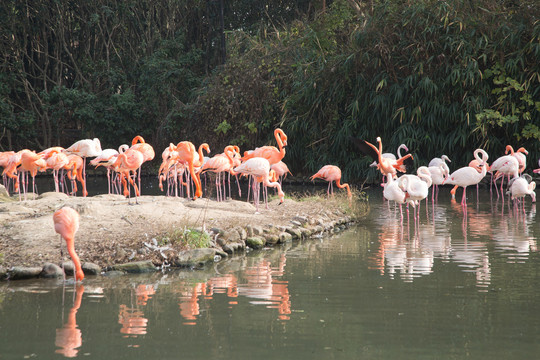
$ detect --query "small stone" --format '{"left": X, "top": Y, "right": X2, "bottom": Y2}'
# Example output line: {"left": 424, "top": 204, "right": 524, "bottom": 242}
{"left": 82, "top": 262, "right": 101, "bottom": 275}
{"left": 112, "top": 260, "right": 157, "bottom": 273}
{"left": 246, "top": 236, "right": 266, "bottom": 249}
{"left": 40, "top": 263, "right": 64, "bottom": 278}
{"left": 8, "top": 266, "right": 42, "bottom": 280}
{"left": 174, "top": 248, "right": 217, "bottom": 268}
{"left": 265, "top": 234, "right": 280, "bottom": 245}
{"left": 290, "top": 220, "right": 302, "bottom": 227}
{"left": 234, "top": 227, "right": 248, "bottom": 241}
{"left": 279, "top": 232, "right": 293, "bottom": 243}
{"left": 285, "top": 227, "right": 303, "bottom": 239}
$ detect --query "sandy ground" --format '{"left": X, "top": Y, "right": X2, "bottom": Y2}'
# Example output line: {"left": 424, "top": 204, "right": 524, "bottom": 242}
{"left": 0, "top": 189, "right": 355, "bottom": 269}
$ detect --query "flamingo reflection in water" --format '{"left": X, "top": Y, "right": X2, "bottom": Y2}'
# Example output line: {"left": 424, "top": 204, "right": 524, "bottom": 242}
{"left": 118, "top": 284, "right": 156, "bottom": 337}
{"left": 55, "top": 285, "right": 84, "bottom": 358}
{"left": 178, "top": 254, "right": 291, "bottom": 323}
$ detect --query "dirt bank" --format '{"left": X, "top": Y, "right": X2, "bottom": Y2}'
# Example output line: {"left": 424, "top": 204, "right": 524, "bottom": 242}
{"left": 0, "top": 189, "right": 359, "bottom": 271}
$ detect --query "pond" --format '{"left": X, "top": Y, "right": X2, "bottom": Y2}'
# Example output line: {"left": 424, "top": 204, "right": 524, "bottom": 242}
{"left": 1, "top": 187, "right": 539, "bottom": 359}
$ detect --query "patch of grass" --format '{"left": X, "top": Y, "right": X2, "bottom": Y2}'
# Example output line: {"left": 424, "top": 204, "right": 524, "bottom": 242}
{"left": 158, "top": 226, "right": 211, "bottom": 249}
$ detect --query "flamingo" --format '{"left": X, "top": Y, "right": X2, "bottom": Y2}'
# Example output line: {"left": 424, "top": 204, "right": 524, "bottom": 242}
{"left": 242, "top": 128, "right": 287, "bottom": 165}
{"left": 443, "top": 149, "right": 489, "bottom": 207}
{"left": 383, "top": 174, "right": 408, "bottom": 221}
{"left": 505, "top": 145, "right": 528, "bottom": 174}
{"left": 310, "top": 165, "right": 352, "bottom": 199}
{"left": 170, "top": 142, "right": 210, "bottom": 200}
{"left": 370, "top": 143, "right": 409, "bottom": 170}
{"left": 130, "top": 135, "right": 155, "bottom": 191}
{"left": 350, "top": 137, "right": 413, "bottom": 183}
{"left": 63, "top": 154, "right": 86, "bottom": 196}
{"left": 397, "top": 166, "right": 432, "bottom": 220}
{"left": 0, "top": 151, "right": 15, "bottom": 192}
{"left": 53, "top": 207, "right": 84, "bottom": 281}
{"left": 44, "top": 150, "right": 70, "bottom": 193}
{"left": 271, "top": 161, "right": 292, "bottom": 186}
{"left": 233, "top": 157, "right": 285, "bottom": 212}
{"left": 17, "top": 150, "right": 47, "bottom": 200}
{"left": 64, "top": 138, "right": 102, "bottom": 197}
{"left": 201, "top": 145, "right": 237, "bottom": 201}
{"left": 90, "top": 148, "right": 120, "bottom": 194}
{"left": 112, "top": 147, "right": 144, "bottom": 203}
{"left": 507, "top": 175, "right": 536, "bottom": 212}
{"left": 428, "top": 155, "right": 451, "bottom": 168}
{"left": 427, "top": 163, "right": 449, "bottom": 202}
{"left": 489, "top": 145, "right": 519, "bottom": 198}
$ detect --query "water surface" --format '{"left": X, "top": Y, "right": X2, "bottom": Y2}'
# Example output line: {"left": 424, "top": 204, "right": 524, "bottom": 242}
{"left": 1, "top": 188, "right": 539, "bottom": 359}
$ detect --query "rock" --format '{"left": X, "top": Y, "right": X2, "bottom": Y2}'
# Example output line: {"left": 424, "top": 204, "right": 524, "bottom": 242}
{"left": 222, "top": 242, "right": 245, "bottom": 254}
{"left": 234, "top": 227, "right": 248, "bottom": 241}
{"left": 279, "top": 232, "right": 293, "bottom": 243}
{"left": 8, "top": 266, "right": 42, "bottom": 280}
{"left": 285, "top": 227, "right": 303, "bottom": 239}
{"left": 246, "top": 236, "right": 266, "bottom": 249}
{"left": 292, "top": 215, "right": 309, "bottom": 224}
{"left": 248, "top": 225, "right": 264, "bottom": 236}
{"left": 82, "top": 262, "right": 101, "bottom": 275}
{"left": 290, "top": 220, "right": 302, "bottom": 227}
{"left": 0, "top": 266, "right": 7, "bottom": 280}
{"left": 0, "top": 185, "right": 9, "bottom": 197}
{"left": 174, "top": 248, "right": 217, "bottom": 268}
{"left": 300, "top": 227, "right": 312, "bottom": 238}
{"left": 62, "top": 261, "right": 75, "bottom": 275}
{"left": 223, "top": 229, "right": 241, "bottom": 243}
{"left": 265, "top": 234, "right": 280, "bottom": 245}
{"left": 40, "top": 263, "right": 64, "bottom": 278}
{"left": 112, "top": 260, "right": 157, "bottom": 273}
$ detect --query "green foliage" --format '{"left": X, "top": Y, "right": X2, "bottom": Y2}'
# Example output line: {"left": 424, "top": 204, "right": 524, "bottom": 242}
{"left": 475, "top": 63, "right": 540, "bottom": 143}
{"left": 159, "top": 227, "right": 211, "bottom": 249}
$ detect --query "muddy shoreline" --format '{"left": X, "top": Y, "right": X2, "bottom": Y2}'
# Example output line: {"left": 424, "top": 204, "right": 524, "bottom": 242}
{"left": 0, "top": 187, "right": 363, "bottom": 281}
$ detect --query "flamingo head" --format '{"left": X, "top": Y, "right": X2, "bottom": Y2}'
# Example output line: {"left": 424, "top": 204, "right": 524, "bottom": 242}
{"left": 517, "top": 147, "right": 528, "bottom": 155}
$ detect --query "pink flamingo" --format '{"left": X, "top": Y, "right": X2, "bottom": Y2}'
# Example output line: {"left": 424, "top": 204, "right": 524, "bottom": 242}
{"left": 351, "top": 137, "right": 413, "bottom": 184}
{"left": 201, "top": 145, "right": 237, "bottom": 201}
{"left": 233, "top": 157, "right": 285, "bottom": 212}
{"left": 53, "top": 207, "right": 84, "bottom": 282}
{"left": 242, "top": 129, "right": 287, "bottom": 165}
{"left": 64, "top": 138, "right": 102, "bottom": 197}
{"left": 112, "top": 148, "right": 144, "bottom": 203}
{"left": 310, "top": 165, "right": 352, "bottom": 199}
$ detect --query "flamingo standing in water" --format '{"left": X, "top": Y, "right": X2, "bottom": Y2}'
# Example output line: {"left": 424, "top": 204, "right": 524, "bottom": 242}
{"left": 507, "top": 175, "right": 536, "bottom": 212}
{"left": 397, "top": 166, "right": 432, "bottom": 221}
{"left": 64, "top": 138, "right": 102, "bottom": 197}
{"left": 489, "top": 145, "right": 519, "bottom": 198}
{"left": 350, "top": 137, "right": 413, "bottom": 184}
{"left": 233, "top": 157, "right": 285, "bottom": 212}
{"left": 242, "top": 128, "right": 287, "bottom": 165}
{"left": 53, "top": 207, "right": 84, "bottom": 282}
{"left": 383, "top": 174, "right": 408, "bottom": 221}
{"left": 444, "top": 149, "right": 489, "bottom": 208}
{"left": 310, "top": 165, "right": 352, "bottom": 199}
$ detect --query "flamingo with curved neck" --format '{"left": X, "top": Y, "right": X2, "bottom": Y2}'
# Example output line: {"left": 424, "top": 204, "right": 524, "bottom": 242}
{"left": 53, "top": 207, "right": 84, "bottom": 282}
{"left": 242, "top": 128, "right": 287, "bottom": 165}
{"left": 444, "top": 149, "right": 489, "bottom": 207}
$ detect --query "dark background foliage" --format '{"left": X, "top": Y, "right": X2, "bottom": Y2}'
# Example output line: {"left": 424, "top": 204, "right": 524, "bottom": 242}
{"left": 1, "top": 0, "right": 538, "bottom": 181}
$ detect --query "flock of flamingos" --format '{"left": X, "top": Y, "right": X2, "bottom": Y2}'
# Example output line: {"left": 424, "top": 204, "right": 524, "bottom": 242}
{"left": 0, "top": 128, "right": 539, "bottom": 282}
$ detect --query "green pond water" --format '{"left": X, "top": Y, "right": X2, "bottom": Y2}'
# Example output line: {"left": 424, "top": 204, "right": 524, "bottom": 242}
{"left": 1, "top": 188, "right": 539, "bottom": 359}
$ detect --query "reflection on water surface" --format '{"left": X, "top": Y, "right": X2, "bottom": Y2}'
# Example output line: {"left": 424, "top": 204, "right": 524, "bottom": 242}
{"left": 1, "top": 188, "right": 539, "bottom": 359}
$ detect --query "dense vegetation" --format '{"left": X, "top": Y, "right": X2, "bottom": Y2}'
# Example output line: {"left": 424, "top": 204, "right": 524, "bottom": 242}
{"left": 1, "top": 0, "right": 538, "bottom": 181}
